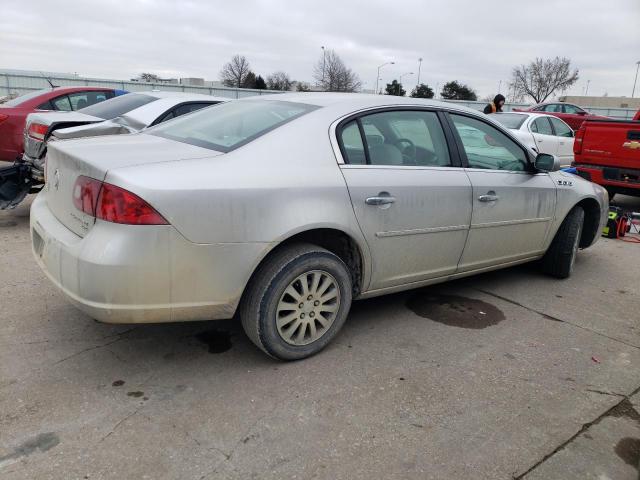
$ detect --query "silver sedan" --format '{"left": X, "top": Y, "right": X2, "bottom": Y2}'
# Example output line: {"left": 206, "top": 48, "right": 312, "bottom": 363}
{"left": 31, "top": 94, "right": 608, "bottom": 360}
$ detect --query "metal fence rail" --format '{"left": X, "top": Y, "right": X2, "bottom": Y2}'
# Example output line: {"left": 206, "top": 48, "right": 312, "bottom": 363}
{"left": 1, "top": 71, "right": 637, "bottom": 119}
{"left": 0, "top": 72, "right": 284, "bottom": 99}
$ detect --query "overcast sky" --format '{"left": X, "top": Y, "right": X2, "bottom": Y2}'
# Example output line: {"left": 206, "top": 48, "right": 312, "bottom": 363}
{"left": 2, "top": 0, "right": 639, "bottom": 99}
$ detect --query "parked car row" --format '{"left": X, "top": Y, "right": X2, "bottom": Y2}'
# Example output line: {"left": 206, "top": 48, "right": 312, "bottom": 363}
{"left": 0, "top": 86, "right": 127, "bottom": 162}
{"left": 0, "top": 89, "right": 226, "bottom": 208}
{"left": 28, "top": 93, "right": 608, "bottom": 360}
{"left": 513, "top": 102, "right": 609, "bottom": 131}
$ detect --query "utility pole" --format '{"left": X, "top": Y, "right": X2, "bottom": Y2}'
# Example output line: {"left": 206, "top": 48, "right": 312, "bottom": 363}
{"left": 633, "top": 61, "right": 640, "bottom": 98}
{"left": 498, "top": 80, "right": 502, "bottom": 94}
{"left": 584, "top": 79, "right": 590, "bottom": 96}
{"left": 417, "top": 58, "right": 423, "bottom": 87}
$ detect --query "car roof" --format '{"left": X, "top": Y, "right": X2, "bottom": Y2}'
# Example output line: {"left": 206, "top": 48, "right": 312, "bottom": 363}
{"left": 235, "top": 92, "right": 481, "bottom": 116}
{"left": 120, "top": 95, "right": 228, "bottom": 128}
{"left": 140, "top": 91, "right": 227, "bottom": 100}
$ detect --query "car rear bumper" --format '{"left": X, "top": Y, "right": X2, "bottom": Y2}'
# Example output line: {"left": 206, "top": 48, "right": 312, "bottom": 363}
{"left": 30, "top": 193, "right": 269, "bottom": 324}
{"left": 575, "top": 164, "right": 640, "bottom": 192}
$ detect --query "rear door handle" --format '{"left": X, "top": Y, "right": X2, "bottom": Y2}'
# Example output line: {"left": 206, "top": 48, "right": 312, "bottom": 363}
{"left": 478, "top": 191, "right": 499, "bottom": 202}
{"left": 366, "top": 195, "right": 396, "bottom": 206}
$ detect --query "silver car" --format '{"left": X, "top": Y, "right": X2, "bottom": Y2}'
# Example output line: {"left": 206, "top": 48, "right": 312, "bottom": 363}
{"left": 30, "top": 93, "right": 608, "bottom": 360}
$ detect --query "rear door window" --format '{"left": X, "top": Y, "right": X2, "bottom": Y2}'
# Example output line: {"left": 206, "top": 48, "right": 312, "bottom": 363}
{"left": 339, "top": 110, "right": 451, "bottom": 167}
{"left": 549, "top": 117, "right": 573, "bottom": 137}
{"left": 531, "top": 117, "right": 554, "bottom": 135}
{"left": 339, "top": 121, "right": 366, "bottom": 165}
{"left": 51, "top": 95, "right": 72, "bottom": 111}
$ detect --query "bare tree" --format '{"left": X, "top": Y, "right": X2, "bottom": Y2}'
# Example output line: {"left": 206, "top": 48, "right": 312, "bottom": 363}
{"left": 296, "top": 81, "right": 311, "bottom": 92}
{"left": 267, "top": 71, "right": 293, "bottom": 91}
{"left": 220, "top": 55, "right": 252, "bottom": 88}
{"left": 138, "top": 73, "right": 160, "bottom": 82}
{"left": 313, "top": 49, "right": 361, "bottom": 92}
{"left": 510, "top": 57, "right": 579, "bottom": 103}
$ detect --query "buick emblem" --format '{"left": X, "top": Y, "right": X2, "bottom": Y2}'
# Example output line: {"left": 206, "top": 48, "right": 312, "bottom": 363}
{"left": 53, "top": 169, "right": 60, "bottom": 190}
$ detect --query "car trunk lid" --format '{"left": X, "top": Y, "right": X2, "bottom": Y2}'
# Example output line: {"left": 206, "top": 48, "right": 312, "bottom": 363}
{"left": 43, "top": 133, "right": 221, "bottom": 237}
{"left": 24, "top": 111, "right": 103, "bottom": 159}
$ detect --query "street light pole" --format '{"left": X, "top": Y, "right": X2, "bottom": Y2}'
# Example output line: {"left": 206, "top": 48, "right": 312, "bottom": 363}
{"left": 585, "top": 79, "right": 590, "bottom": 96}
{"left": 633, "top": 61, "right": 640, "bottom": 98}
{"left": 399, "top": 72, "right": 414, "bottom": 95}
{"left": 376, "top": 61, "right": 395, "bottom": 95}
{"left": 417, "top": 58, "right": 423, "bottom": 87}
{"left": 498, "top": 80, "right": 502, "bottom": 94}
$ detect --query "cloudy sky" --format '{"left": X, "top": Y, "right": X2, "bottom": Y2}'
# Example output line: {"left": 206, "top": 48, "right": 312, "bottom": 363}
{"left": 2, "top": 0, "right": 639, "bottom": 99}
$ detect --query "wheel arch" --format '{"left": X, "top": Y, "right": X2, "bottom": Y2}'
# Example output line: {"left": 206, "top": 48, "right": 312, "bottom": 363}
{"left": 575, "top": 197, "right": 602, "bottom": 248}
{"left": 238, "top": 227, "right": 370, "bottom": 315}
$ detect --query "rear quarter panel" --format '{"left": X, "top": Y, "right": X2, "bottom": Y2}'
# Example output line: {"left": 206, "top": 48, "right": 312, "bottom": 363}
{"left": 104, "top": 111, "right": 372, "bottom": 285}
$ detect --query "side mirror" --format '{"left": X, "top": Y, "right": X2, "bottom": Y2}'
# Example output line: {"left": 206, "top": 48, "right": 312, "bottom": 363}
{"left": 577, "top": 111, "right": 588, "bottom": 115}
{"left": 534, "top": 153, "right": 560, "bottom": 172}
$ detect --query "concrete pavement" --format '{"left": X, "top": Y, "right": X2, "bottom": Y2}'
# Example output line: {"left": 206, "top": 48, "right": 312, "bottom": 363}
{"left": 1, "top": 195, "right": 639, "bottom": 479}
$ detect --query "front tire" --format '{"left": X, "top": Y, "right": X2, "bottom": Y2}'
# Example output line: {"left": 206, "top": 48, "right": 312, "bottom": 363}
{"left": 542, "top": 206, "right": 585, "bottom": 279}
{"left": 240, "top": 243, "right": 353, "bottom": 360}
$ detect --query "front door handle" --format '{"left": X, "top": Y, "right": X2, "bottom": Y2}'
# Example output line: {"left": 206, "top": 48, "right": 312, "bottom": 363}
{"left": 366, "top": 194, "right": 396, "bottom": 206}
{"left": 478, "top": 191, "right": 499, "bottom": 202}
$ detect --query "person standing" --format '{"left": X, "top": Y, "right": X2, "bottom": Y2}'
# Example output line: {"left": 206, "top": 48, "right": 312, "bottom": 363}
{"left": 484, "top": 94, "right": 505, "bottom": 114}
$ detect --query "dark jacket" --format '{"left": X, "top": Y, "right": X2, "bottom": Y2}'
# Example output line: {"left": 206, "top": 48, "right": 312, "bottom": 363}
{"left": 484, "top": 94, "right": 506, "bottom": 114}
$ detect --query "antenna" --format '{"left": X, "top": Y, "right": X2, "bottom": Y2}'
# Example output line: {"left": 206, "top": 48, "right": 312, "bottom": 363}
{"left": 39, "top": 72, "right": 57, "bottom": 89}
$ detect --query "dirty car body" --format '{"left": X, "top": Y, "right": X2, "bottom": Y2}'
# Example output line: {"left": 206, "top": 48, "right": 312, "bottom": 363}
{"left": 30, "top": 93, "right": 608, "bottom": 359}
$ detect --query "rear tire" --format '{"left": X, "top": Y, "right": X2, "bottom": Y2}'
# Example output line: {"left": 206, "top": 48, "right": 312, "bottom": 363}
{"left": 542, "top": 206, "right": 584, "bottom": 279}
{"left": 240, "top": 243, "right": 352, "bottom": 360}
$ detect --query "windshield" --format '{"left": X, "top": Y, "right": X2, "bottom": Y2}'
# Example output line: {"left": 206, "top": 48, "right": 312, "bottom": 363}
{"left": 148, "top": 100, "right": 319, "bottom": 152}
{"left": 2, "top": 89, "right": 51, "bottom": 107}
{"left": 79, "top": 93, "right": 156, "bottom": 119}
{"left": 492, "top": 113, "right": 528, "bottom": 129}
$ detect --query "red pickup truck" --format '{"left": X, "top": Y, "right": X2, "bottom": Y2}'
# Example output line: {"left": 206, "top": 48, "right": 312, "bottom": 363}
{"left": 573, "top": 110, "right": 640, "bottom": 199}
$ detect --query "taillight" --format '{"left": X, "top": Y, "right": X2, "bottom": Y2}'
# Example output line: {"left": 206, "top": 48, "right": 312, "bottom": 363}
{"left": 28, "top": 122, "right": 49, "bottom": 141}
{"left": 72, "top": 175, "right": 168, "bottom": 225}
{"left": 0, "top": 114, "right": 8, "bottom": 123}
{"left": 574, "top": 126, "right": 585, "bottom": 155}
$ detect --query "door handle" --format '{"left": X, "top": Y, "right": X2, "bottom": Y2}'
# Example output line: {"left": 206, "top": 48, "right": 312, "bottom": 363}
{"left": 478, "top": 191, "right": 499, "bottom": 202}
{"left": 366, "top": 195, "right": 396, "bottom": 206}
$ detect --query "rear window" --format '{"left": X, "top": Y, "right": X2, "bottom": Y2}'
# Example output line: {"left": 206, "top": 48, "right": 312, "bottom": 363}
{"left": 148, "top": 100, "right": 319, "bottom": 152}
{"left": 79, "top": 93, "right": 156, "bottom": 120}
{"left": 3, "top": 89, "right": 51, "bottom": 106}
{"left": 492, "top": 113, "right": 528, "bottom": 129}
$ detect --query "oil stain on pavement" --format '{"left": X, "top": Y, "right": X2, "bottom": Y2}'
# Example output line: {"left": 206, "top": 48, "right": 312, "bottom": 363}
{"left": 614, "top": 437, "right": 640, "bottom": 469}
{"left": 407, "top": 293, "right": 505, "bottom": 329}
{"left": 0, "top": 432, "right": 60, "bottom": 467}
{"left": 195, "top": 330, "right": 232, "bottom": 353}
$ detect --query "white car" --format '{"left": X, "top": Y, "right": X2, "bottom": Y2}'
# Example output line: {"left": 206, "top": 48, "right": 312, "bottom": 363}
{"left": 492, "top": 112, "right": 575, "bottom": 167}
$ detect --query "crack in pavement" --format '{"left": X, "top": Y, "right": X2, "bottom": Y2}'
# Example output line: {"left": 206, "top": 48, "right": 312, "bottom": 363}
{"left": 475, "top": 288, "right": 640, "bottom": 351}
{"left": 585, "top": 388, "right": 627, "bottom": 398}
{"left": 513, "top": 385, "right": 640, "bottom": 479}
{"left": 99, "top": 409, "right": 140, "bottom": 444}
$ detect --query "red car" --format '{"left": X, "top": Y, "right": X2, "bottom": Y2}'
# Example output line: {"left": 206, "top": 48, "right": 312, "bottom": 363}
{"left": 513, "top": 102, "right": 609, "bottom": 131}
{"left": 0, "top": 87, "right": 125, "bottom": 162}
